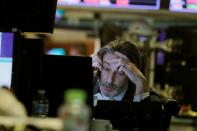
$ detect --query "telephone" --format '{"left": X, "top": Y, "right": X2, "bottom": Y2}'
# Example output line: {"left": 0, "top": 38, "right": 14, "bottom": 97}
{"left": 93, "top": 68, "right": 100, "bottom": 82}
{"left": 93, "top": 68, "right": 101, "bottom": 94}
{"left": 95, "top": 68, "right": 101, "bottom": 78}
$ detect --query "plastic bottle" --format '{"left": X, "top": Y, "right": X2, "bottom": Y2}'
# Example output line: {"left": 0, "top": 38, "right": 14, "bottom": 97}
{"left": 32, "top": 90, "right": 49, "bottom": 118}
{"left": 58, "top": 89, "right": 91, "bottom": 131}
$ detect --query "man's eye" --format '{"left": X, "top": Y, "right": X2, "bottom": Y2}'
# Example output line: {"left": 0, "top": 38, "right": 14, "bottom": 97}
{"left": 118, "top": 71, "right": 124, "bottom": 76}
{"left": 104, "top": 67, "right": 110, "bottom": 71}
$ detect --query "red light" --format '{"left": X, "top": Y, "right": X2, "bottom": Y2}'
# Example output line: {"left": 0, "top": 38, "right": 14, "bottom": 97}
{"left": 116, "top": 0, "right": 129, "bottom": 6}
{"left": 187, "top": 0, "right": 197, "bottom": 4}
{"left": 84, "top": 0, "right": 99, "bottom": 4}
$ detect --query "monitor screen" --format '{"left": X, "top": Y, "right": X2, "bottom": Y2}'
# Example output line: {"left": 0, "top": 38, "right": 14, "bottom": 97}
{"left": 169, "top": 0, "right": 197, "bottom": 13}
{"left": 0, "top": 32, "right": 14, "bottom": 89}
{"left": 58, "top": 0, "right": 161, "bottom": 10}
{"left": 43, "top": 55, "right": 93, "bottom": 117}
{"left": 0, "top": 0, "right": 57, "bottom": 33}
{"left": 94, "top": 101, "right": 163, "bottom": 130}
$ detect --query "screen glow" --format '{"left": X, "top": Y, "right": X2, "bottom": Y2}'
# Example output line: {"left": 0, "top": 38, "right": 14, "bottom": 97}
{"left": 57, "top": 0, "right": 161, "bottom": 10}
{"left": 0, "top": 32, "right": 14, "bottom": 89}
{"left": 170, "top": 0, "right": 197, "bottom": 13}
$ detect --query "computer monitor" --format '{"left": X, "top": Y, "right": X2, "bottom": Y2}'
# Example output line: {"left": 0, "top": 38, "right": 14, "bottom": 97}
{"left": 57, "top": 0, "right": 161, "bottom": 10}
{"left": 169, "top": 0, "right": 197, "bottom": 13}
{"left": 94, "top": 100, "right": 164, "bottom": 131}
{"left": 0, "top": 32, "right": 15, "bottom": 89}
{"left": 43, "top": 55, "right": 93, "bottom": 117}
{"left": 0, "top": 0, "right": 57, "bottom": 33}
{"left": 12, "top": 38, "right": 45, "bottom": 116}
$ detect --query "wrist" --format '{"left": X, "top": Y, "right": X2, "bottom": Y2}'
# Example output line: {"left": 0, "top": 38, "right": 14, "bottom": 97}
{"left": 134, "top": 77, "right": 149, "bottom": 96}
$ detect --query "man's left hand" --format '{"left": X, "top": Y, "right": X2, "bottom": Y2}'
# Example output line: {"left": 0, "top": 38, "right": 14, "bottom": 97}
{"left": 111, "top": 52, "right": 149, "bottom": 96}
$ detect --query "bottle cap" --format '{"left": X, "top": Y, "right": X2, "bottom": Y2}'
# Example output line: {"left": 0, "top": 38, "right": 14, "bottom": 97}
{"left": 38, "top": 90, "right": 45, "bottom": 94}
{"left": 64, "top": 89, "right": 87, "bottom": 103}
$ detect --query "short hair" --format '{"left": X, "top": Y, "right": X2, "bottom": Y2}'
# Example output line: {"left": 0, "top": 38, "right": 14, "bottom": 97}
{"left": 97, "top": 39, "right": 142, "bottom": 69}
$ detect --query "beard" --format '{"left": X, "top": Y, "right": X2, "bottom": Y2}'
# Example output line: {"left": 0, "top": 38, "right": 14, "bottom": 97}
{"left": 99, "top": 80, "right": 125, "bottom": 97}
{"left": 99, "top": 81, "right": 117, "bottom": 90}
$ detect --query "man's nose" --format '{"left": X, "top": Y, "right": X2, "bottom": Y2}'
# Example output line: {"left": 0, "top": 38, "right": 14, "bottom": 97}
{"left": 107, "top": 71, "right": 115, "bottom": 84}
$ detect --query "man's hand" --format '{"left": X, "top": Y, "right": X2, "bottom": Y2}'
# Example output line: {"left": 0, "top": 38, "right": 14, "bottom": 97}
{"left": 111, "top": 52, "right": 149, "bottom": 96}
{"left": 92, "top": 54, "right": 102, "bottom": 71}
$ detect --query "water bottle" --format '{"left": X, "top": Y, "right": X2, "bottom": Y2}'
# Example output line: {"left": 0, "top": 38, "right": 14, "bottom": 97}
{"left": 32, "top": 90, "right": 49, "bottom": 117}
{"left": 58, "top": 89, "right": 91, "bottom": 131}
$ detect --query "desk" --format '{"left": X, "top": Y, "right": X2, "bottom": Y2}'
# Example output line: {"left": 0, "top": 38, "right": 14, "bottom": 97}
{"left": 169, "top": 116, "right": 197, "bottom": 131}
{"left": 0, "top": 116, "right": 63, "bottom": 131}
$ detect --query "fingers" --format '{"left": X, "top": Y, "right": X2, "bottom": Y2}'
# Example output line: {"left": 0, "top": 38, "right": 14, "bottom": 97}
{"left": 109, "top": 57, "right": 138, "bottom": 72}
{"left": 119, "top": 65, "right": 139, "bottom": 82}
{"left": 113, "top": 52, "right": 149, "bottom": 95}
{"left": 118, "top": 60, "right": 149, "bottom": 95}
{"left": 115, "top": 51, "right": 130, "bottom": 61}
{"left": 109, "top": 56, "right": 145, "bottom": 81}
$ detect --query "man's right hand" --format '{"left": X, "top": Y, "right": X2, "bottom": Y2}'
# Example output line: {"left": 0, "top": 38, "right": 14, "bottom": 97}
{"left": 91, "top": 54, "right": 102, "bottom": 71}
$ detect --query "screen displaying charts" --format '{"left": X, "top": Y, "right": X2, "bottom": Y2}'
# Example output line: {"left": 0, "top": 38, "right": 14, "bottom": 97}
{"left": 0, "top": 32, "right": 14, "bottom": 89}
{"left": 169, "top": 0, "right": 197, "bottom": 13}
{"left": 57, "top": 0, "right": 161, "bottom": 10}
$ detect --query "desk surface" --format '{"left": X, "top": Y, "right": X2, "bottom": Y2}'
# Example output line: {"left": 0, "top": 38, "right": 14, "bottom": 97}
{"left": 0, "top": 116, "right": 63, "bottom": 131}
{"left": 169, "top": 116, "right": 197, "bottom": 131}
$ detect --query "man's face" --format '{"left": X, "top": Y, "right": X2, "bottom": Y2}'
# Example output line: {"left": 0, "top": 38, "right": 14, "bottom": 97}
{"left": 99, "top": 52, "right": 129, "bottom": 97}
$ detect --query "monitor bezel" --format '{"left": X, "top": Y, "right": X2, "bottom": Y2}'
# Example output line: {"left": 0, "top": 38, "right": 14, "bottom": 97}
{"left": 0, "top": 0, "right": 57, "bottom": 33}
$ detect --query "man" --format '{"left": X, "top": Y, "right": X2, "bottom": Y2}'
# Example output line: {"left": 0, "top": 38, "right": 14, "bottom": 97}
{"left": 92, "top": 40, "right": 180, "bottom": 131}
{"left": 92, "top": 39, "right": 153, "bottom": 105}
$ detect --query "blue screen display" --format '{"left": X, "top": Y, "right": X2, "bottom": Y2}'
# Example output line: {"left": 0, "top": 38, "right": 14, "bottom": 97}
{"left": 0, "top": 32, "right": 14, "bottom": 89}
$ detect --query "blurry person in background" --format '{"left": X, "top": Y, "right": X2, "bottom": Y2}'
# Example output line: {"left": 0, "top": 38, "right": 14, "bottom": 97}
{"left": 69, "top": 44, "right": 88, "bottom": 56}
{"left": 93, "top": 21, "right": 123, "bottom": 54}
{"left": 98, "top": 21, "right": 123, "bottom": 48}
{"left": 0, "top": 87, "right": 27, "bottom": 117}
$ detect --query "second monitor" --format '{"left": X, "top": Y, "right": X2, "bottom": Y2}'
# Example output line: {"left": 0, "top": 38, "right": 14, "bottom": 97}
{"left": 43, "top": 55, "right": 93, "bottom": 117}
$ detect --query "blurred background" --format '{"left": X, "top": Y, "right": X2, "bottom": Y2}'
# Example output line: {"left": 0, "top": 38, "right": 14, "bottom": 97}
{"left": 41, "top": 1, "right": 197, "bottom": 130}
{"left": 28, "top": 0, "right": 197, "bottom": 113}
{"left": 1, "top": 0, "right": 197, "bottom": 130}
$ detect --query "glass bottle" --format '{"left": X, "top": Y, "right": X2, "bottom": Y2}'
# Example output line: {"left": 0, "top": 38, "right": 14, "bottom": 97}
{"left": 58, "top": 89, "right": 91, "bottom": 131}
{"left": 32, "top": 90, "right": 49, "bottom": 118}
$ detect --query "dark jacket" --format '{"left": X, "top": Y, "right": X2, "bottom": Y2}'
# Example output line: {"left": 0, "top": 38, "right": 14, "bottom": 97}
{"left": 94, "top": 86, "right": 179, "bottom": 131}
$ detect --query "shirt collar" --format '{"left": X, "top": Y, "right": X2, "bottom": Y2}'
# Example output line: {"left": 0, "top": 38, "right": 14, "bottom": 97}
{"left": 94, "top": 86, "right": 128, "bottom": 101}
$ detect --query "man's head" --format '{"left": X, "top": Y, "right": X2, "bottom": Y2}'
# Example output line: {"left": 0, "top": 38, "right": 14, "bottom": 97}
{"left": 97, "top": 40, "right": 141, "bottom": 97}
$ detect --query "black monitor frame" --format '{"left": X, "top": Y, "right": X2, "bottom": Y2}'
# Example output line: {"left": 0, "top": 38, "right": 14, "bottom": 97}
{"left": 94, "top": 100, "right": 165, "bottom": 131}
{"left": 43, "top": 55, "right": 93, "bottom": 117}
{"left": 12, "top": 37, "right": 45, "bottom": 116}
{"left": 0, "top": 0, "right": 57, "bottom": 33}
